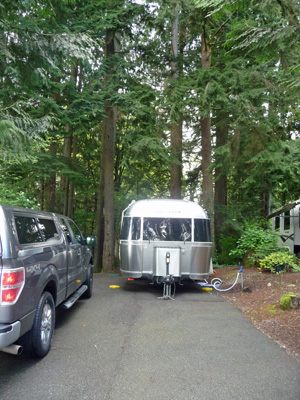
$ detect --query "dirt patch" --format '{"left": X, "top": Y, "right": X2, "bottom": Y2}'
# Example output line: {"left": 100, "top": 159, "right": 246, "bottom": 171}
{"left": 213, "top": 266, "right": 300, "bottom": 362}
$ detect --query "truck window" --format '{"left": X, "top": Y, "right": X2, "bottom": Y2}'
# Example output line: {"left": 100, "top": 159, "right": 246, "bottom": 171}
{"left": 68, "top": 220, "right": 84, "bottom": 245}
{"left": 37, "top": 218, "right": 59, "bottom": 241}
{"left": 194, "top": 219, "right": 211, "bottom": 242}
{"left": 143, "top": 218, "right": 191, "bottom": 242}
{"left": 59, "top": 218, "right": 72, "bottom": 244}
{"left": 15, "top": 216, "right": 43, "bottom": 244}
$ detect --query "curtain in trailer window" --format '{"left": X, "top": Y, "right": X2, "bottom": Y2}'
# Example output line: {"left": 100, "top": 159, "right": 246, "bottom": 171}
{"left": 143, "top": 218, "right": 191, "bottom": 242}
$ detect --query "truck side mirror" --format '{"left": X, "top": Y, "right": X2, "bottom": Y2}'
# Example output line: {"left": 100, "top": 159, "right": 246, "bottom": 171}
{"left": 86, "top": 236, "right": 97, "bottom": 246}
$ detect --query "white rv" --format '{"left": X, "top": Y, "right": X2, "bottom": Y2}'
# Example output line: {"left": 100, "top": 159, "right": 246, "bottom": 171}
{"left": 119, "top": 199, "right": 213, "bottom": 282}
{"left": 268, "top": 200, "right": 300, "bottom": 255}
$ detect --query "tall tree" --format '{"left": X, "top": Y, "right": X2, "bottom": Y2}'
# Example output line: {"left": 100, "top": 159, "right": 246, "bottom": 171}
{"left": 100, "top": 28, "right": 118, "bottom": 272}
{"left": 170, "top": 7, "right": 183, "bottom": 199}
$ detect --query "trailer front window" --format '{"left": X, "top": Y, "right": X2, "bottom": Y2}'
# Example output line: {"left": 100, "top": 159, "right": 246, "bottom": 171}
{"left": 143, "top": 218, "right": 191, "bottom": 242}
{"left": 194, "top": 219, "right": 211, "bottom": 242}
{"left": 120, "top": 217, "right": 131, "bottom": 240}
{"left": 131, "top": 217, "right": 141, "bottom": 240}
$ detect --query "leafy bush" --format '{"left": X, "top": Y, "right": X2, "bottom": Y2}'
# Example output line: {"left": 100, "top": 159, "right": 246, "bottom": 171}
{"left": 216, "top": 234, "right": 240, "bottom": 265}
{"left": 229, "top": 225, "right": 280, "bottom": 266}
{"left": 259, "top": 251, "right": 299, "bottom": 273}
{"left": 0, "top": 184, "right": 38, "bottom": 209}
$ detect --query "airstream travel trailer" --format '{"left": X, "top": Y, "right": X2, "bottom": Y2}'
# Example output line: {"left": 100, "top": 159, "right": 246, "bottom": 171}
{"left": 268, "top": 199, "right": 300, "bottom": 255}
{"left": 119, "top": 199, "right": 213, "bottom": 283}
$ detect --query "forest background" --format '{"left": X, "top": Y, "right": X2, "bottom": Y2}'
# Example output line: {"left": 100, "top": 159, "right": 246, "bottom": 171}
{"left": 1, "top": 0, "right": 300, "bottom": 272}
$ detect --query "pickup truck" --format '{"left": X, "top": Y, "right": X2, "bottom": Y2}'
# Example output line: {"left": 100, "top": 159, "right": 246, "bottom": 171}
{"left": 0, "top": 205, "right": 94, "bottom": 358}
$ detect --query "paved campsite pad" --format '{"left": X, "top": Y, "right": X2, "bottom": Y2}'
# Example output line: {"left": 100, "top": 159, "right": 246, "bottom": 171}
{"left": 0, "top": 274, "right": 299, "bottom": 400}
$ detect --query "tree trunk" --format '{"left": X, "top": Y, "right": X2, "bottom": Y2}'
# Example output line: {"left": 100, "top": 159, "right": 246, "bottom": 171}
{"left": 68, "top": 134, "right": 77, "bottom": 218}
{"left": 44, "top": 77, "right": 60, "bottom": 212}
{"left": 44, "top": 140, "right": 58, "bottom": 212}
{"left": 200, "top": 32, "right": 214, "bottom": 239}
{"left": 214, "top": 119, "right": 228, "bottom": 242}
{"left": 63, "top": 123, "right": 72, "bottom": 216}
{"left": 170, "top": 8, "right": 182, "bottom": 199}
{"left": 94, "top": 164, "right": 104, "bottom": 272}
{"left": 100, "top": 29, "right": 117, "bottom": 272}
{"left": 67, "top": 64, "right": 81, "bottom": 218}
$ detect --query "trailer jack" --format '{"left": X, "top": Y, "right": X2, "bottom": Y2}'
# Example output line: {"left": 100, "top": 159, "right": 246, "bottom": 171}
{"left": 158, "top": 276, "right": 176, "bottom": 300}
{"left": 158, "top": 252, "right": 176, "bottom": 300}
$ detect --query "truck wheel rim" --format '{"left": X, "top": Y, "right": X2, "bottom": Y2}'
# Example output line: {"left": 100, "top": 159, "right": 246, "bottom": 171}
{"left": 41, "top": 302, "right": 52, "bottom": 345}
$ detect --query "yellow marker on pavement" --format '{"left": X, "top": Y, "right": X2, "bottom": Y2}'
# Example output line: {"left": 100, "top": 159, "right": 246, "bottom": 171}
{"left": 109, "top": 285, "right": 120, "bottom": 289}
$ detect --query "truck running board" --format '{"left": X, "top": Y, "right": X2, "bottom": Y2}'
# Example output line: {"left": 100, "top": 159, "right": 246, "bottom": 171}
{"left": 61, "top": 285, "right": 88, "bottom": 309}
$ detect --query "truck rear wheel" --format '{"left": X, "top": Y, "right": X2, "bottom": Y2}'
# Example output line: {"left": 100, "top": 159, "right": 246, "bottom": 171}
{"left": 21, "top": 291, "right": 55, "bottom": 358}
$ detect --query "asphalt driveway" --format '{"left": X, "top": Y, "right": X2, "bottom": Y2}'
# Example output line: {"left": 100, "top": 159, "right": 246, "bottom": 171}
{"left": 0, "top": 274, "right": 299, "bottom": 400}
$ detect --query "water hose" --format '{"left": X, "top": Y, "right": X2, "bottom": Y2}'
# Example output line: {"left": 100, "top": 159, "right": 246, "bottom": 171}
{"left": 198, "top": 264, "right": 244, "bottom": 292}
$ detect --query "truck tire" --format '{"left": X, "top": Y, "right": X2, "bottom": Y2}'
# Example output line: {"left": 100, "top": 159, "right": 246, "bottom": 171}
{"left": 82, "top": 263, "right": 93, "bottom": 299}
{"left": 21, "top": 291, "right": 55, "bottom": 358}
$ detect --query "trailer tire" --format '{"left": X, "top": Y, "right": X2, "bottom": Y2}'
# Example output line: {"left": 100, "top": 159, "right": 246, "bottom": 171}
{"left": 21, "top": 291, "right": 55, "bottom": 358}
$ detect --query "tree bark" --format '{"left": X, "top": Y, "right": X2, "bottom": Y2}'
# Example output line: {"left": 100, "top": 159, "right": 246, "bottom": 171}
{"left": 44, "top": 77, "right": 60, "bottom": 212}
{"left": 63, "top": 122, "right": 72, "bottom": 216}
{"left": 67, "top": 134, "right": 77, "bottom": 218}
{"left": 100, "top": 28, "right": 117, "bottom": 272}
{"left": 170, "top": 8, "right": 182, "bottom": 199}
{"left": 67, "top": 64, "right": 81, "bottom": 218}
{"left": 214, "top": 119, "right": 228, "bottom": 242}
{"left": 44, "top": 140, "right": 58, "bottom": 212}
{"left": 94, "top": 162, "right": 104, "bottom": 272}
{"left": 200, "top": 31, "right": 214, "bottom": 239}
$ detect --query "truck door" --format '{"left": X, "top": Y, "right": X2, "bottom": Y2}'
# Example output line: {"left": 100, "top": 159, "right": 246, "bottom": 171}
{"left": 59, "top": 218, "right": 86, "bottom": 298}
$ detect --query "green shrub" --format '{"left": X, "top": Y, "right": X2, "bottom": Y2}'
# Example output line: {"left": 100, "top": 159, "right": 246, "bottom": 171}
{"left": 229, "top": 225, "right": 279, "bottom": 266}
{"left": 259, "top": 251, "right": 298, "bottom": 273}
{"left": 216, "top": 234, "right": 240, "bottom": 265}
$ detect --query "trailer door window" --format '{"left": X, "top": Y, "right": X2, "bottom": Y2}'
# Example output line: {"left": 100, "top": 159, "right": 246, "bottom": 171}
{"left": 143, "top": 218, "right": 191, "bottom": 242}
{"left": 284, "top": 211, "right": 290, "bottom": 230}
{"left": 194, "top": 219, "right": 211, "bottom": 242}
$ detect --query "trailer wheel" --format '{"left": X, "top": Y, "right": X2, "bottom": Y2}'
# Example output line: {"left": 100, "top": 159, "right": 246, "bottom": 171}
{"left": 82, "top": 263, "right": 93, "bottom": 299}
{"left": 21, "top": 291, "right": 55, "bottom": 358}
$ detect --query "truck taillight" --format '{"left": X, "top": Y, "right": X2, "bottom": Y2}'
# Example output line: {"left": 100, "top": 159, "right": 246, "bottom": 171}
{"left": 1, "top": 268, "right": 25, "bottom": 304}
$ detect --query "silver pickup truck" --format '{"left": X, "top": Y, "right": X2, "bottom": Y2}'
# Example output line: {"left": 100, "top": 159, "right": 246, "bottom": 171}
{"left": 0, "top": 205, "right": 94, "bottom": 358}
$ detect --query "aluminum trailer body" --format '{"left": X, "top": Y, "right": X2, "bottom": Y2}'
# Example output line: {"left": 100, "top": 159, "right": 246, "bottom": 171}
{"left": 120, "top": 199, "right": 213, "bottom": 281}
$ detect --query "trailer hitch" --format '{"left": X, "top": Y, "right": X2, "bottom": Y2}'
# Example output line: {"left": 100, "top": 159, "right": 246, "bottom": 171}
{"left": 158, "top": 252, "right": 176, "bottom": 300}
